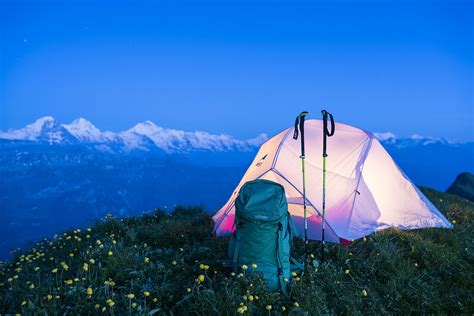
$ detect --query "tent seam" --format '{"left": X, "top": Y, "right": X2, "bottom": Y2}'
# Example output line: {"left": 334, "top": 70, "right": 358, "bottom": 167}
{"left": 346, "top": 134, "right": 373, "bottom": 239}
{"left": 271, "top": 129, "right": 292, "bottom": 169}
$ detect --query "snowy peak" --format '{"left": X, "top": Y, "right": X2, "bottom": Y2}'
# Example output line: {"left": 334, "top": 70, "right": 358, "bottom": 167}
{"left": 0, "top": 116, "right": 76, "bottom": 144}
{"left": 63, "top": 118, "right": 102, "bottom": 142}
{"left": 0, "top": 117, "right": 268, "bottom": 153}
{"left": 374, "top": 131, "right": 454, "bottom": 148}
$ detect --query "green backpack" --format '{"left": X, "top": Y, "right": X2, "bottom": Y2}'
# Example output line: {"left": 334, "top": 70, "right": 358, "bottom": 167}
{"left": 228, "top": 179, "right": 300, "bottom": 295}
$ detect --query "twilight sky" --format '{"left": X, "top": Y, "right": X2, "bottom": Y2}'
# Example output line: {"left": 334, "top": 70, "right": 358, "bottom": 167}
{"left": 0, "top": 0, "right": 472, "bottom": 141}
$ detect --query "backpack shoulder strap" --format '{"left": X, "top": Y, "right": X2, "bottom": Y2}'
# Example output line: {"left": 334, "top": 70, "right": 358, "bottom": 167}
{"left": 275, "top": 221, "right": 289, "bottom": 298}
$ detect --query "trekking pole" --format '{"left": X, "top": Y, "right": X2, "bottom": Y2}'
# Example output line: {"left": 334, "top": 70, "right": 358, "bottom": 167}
{"left": 321, "top": 110, "right": 335, "bottom": 263}
{"left": 293, "top": 111, "right": 309, "bottom": 261}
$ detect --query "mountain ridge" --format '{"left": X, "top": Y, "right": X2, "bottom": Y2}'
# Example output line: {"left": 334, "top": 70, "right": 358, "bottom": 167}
{"left": 0, "top": 117, "right": 269, "bottom": 153}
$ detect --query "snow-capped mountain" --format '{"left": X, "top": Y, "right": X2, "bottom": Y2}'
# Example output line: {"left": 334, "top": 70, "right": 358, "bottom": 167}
{"left": 0, "top": 116, "right": 268, "bottom": 153}
{"left": 0, "top": 116, "right": 78, "bottom": 144}
{"left": 373, "top": 132, "right": 455, "bottom": 148}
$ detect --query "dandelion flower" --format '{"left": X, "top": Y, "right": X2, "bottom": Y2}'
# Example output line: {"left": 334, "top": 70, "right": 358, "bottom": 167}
{"left": 153, "top": 298, "right": 158, "bottom": 303}
{"left": 199, "top": 263, "right": 205, "bottom": 269}
{"left": 248, "top": 295, "right": 254, "bottom": 301}
{"left": 89, "top": 259, "right": 95, "bottom": 264}
{"left": 242, "top": 295, "right": 247, "bottom": 301}
{"left": 265, "top": 305, "right": 272, "bottom": 311}
{"left": 87, "top": 287, "right": 93, "bottom": 295}
{"left": 132, "top": 302, "right": 137, "bottom": 308}
{"left": 204, "top": 265, "right": 209, "bottom": 270}
{"left": 292, "top": 271, "right": 297, "bottom": 277}
{"left": 198, "top": 274, "right": 205, "bottom": 283}
{"left": 83, "top": 263, "right": 89, "bottom": 271}
{"left": 237, "top": 307, "right": 245, "bottom": 314}
{"left": 65, "top": 280, "right": 73, "bottom": 285}
{"left": 107, "top": 299, "right": 115, "bottom": 307}
{"left": 241, "top": 264, "right": 248, "bottom": 270}
{"left": 252, "top": 263, "right": 257, "bottom": 269}
{"left": 47, "top": 294, "right": 52, "bottom": 300}
{"left": 107, "top": 251, "right": 113, "bottom": 256}
{"left": 143, "top": 291, "right": 150, "bottom": 297}
{"left": 127, "top": 293, "right": 135, "bottom": 299}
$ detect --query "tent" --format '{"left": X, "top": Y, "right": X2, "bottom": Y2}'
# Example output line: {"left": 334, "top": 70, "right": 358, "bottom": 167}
{"left": 212, "top": 120, "right": 452, "bottom": 243}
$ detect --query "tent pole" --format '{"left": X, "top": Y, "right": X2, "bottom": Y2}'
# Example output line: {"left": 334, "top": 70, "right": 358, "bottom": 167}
{"left": 321, "top": 110, "right": 335, "bottom": 263}
{"left": 293, "top": 111, "right": 309, "bottom": 261}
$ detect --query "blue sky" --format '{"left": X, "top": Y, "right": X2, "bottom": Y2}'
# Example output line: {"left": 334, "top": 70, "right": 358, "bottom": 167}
{"left": 1, "top": 0, "right": 472, "bottom": 141}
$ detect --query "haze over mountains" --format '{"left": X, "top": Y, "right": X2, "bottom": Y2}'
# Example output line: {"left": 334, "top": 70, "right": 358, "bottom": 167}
{"left": 0, "top": 117, "right": 472, "bottom": 259}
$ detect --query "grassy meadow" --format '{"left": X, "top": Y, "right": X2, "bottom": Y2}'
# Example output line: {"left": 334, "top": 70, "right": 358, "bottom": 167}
{"left": 0, "top": 187, "right": 472, "bottom": 315}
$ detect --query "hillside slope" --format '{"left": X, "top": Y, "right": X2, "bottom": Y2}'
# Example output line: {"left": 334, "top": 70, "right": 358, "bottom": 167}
{"left": 0, "top": 188, "right": 472, "bottom": 315}
{"left": 446, "top": 172, "right": 474, "bottom": 202}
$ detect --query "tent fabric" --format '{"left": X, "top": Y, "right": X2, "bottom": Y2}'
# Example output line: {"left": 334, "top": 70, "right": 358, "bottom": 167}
{"left": 212, "top": 119, "right": 452, "bottom": 243}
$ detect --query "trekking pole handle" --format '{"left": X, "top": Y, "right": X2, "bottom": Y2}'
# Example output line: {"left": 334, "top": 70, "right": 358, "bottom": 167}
{"left": 321, "top": 110, "right": 335, "bottom": 157}
{"left": 293, "top": 111, "right": 309, "bottom": 157}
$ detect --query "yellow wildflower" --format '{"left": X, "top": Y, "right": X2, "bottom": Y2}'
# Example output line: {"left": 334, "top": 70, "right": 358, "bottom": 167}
{"left": 83, "top": 263, "right": 89, "bottom": 271}
{"left": 29, "top": 284, "right": 35, "bottom": 289}
{"left": 144, "top": 257, "right": 150, "bottom": 263}
{"left": 143, "top": 291, "right": 150, "bottom": 297}
{"left": 252, "top": 263, "right": 257, "bottom": 269}
{"left": 87, "top": 287, "right": 93, "bottom": 295}
{"left": 198, "top": 274, "right": 205, "bottom": 283}
{"left": 89, "top": 259, "right": 95, "bottom": 264}
{"left": 248, "top": 295, "right": 254, "bottom": 301}
{"left": 21, "top": 300, "right": 27, "bottom": 306}
{"left": 242, "top": 295, "right": 247, "bottom": 301}
{"left": 187, "top": 288, "right": 191, "bottom": 293}
{"left": 265, "top": 305, "right": 272, "bottom": 311}
{"left": 294, "top": 302, "right": 300, "bottom": 307}
{"left": 95, "top": 304, "right": 100, "bottom": 309}
{"left": 127, "top": 293, "right": 135, "bottom": 299}
{"left": 47, "top": 294, "right": 52, "bottom": 300}
{"left": 153, "top": 298, "right": 158, "bottom": 302}
{"left": 282, "top": 306, "right": 286, "bottom": 311}
{"left": 345, "top": 269, "right": 350, "bottom": 274}
{"left": 34, "top": 267, "right": 40, "bottom": 271}
{"left": 107, "top": 299, "right": 115, "bottom": 307}
{"left": 131, "top": 302, "right": 137, "bottom": 308}
{"left": 107, "top": 251, "right": 113, "bottom": 256}
{"left": 292, "top": 271, "right": 297, "bottom": 277}
{"left": 172, "top": 260, "right": 177, "bottom": 266}
{"left": 65, "top": 280, "right": 73, "bottom": 285}
{"left": 361, "top": 289, "right": 368, "bottom": 297}
{"left": 241, "top": 264, "right": 248, "bottom": 270}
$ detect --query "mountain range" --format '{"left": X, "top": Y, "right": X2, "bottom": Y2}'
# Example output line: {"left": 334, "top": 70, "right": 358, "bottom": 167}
{"left": 0, "top": 116, "right": 268, "bottom": 153}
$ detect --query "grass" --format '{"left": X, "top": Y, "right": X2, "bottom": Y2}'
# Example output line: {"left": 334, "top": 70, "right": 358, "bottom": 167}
{"left": 0, "top": 188, "right": 473, "bottom": 315}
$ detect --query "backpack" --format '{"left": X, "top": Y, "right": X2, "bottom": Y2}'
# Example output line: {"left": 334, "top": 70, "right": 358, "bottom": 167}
{"left": 228, "top": 179, "right": 300, "bottom": 296}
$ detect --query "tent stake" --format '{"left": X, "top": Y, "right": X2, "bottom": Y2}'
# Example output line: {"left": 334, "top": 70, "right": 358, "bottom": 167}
{"left": 293, "top": 111, "right": 309, "bottom": 261}
{"left": 321, "top": 110, "right": 335, "bottom": 263}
